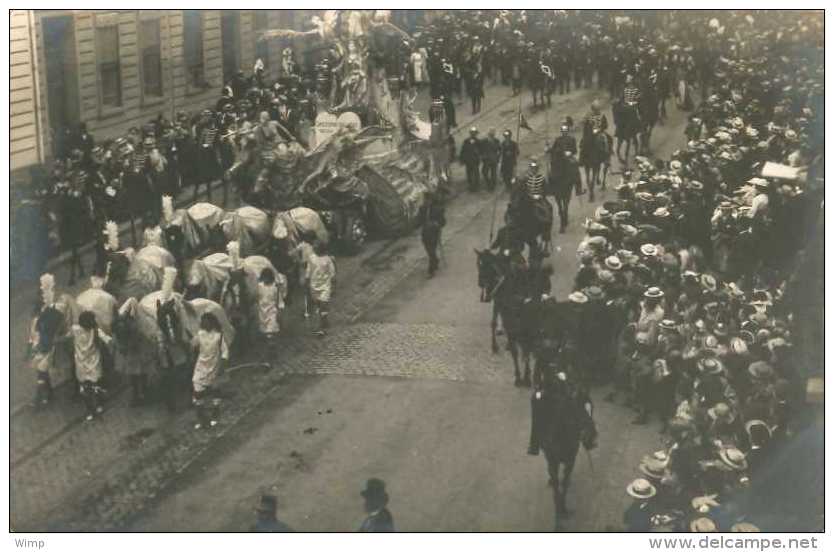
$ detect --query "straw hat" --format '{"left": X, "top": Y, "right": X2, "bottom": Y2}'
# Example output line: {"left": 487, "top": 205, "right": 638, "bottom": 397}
{"left": 605, "top": 256, "right": 623, "bottom": 270}
{"left": 731, "top": 522, "right": 760, "bottom": 532}
{"left": 568, "top": 291, "right": 588, "bottom": 304}
{"left": 626, "top": 478, "right": 657, "bottom": 499}
{"left": 644, "top": 287, "right": 664, "bottom": 299}
{"left": 719, "top": 447, "right": 748, "bottom": 471}
{"left": 690, "top": 517, "right": 717, "bottom": 532}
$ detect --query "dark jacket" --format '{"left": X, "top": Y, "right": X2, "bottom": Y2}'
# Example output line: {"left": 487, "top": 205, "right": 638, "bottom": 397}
{"left": 480, "top": 137, "right": 500, "bottom": 166}
{"left": 358, "top": 508, "right": 395, "bottom": 532}
{"left": 459, "top": 137, "right": 481, "bottom": 166}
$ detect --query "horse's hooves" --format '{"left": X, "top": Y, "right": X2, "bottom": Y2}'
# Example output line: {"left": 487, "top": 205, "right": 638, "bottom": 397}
{"left": 514, "top": 378, "right": 522, "bottom": 387}
{"left": 492, "top": 345, "right": 500, "bottom": 354}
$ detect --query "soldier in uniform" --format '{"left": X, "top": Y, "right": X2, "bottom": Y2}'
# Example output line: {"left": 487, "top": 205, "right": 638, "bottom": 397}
{"left": 459, "top": 127, "right": 482, "bottom": 192}
{"left": 548, "top": 125, "right": 579, "bottom": 232}
{"left": 193, "top": 109, "right": 220, "bottom": 202}
{"left": 499, "top": 129, "right": 520, "bottom": 191}
{"left": 480, "top": 128, "right": 501, "bottom": 191}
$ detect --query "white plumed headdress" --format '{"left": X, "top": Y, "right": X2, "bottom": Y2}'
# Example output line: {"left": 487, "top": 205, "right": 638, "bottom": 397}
{"left": 40, "top": 273, "right": 56, "bottom": 305}
{"left": 105, "top": 220, "right": 119, "bottom": 251}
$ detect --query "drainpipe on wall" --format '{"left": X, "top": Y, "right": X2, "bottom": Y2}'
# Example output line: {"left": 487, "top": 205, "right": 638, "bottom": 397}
{"left": 28, "top": 9, "right": 45, "bottom": 165}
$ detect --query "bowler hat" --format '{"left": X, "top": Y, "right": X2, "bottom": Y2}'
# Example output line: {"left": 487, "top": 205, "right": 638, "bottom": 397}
{"left": 360, "top": 478, "right": 389, "bottom": 501}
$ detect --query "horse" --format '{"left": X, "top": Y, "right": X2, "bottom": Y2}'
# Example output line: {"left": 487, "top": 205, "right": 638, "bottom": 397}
{"left": 505, "top": 194, "right": 553, "bottom": 270}
{"left": 220, "top": 205, "right": 272, "bottom": 257}
{"left": 579, "top": 127, "right": 613, "bottom": 201}
{"left": 104, "top": 245, "right": 177, "bottom": 302}
{"left": 613, "top": 98, "right": 641, "bottom": 165}
{"left": 184, "top": 253, "right": 233, "bottom": 301}
{"left": 270, "top": 207, "right": 329, "bottom": 295}
{"left": 638, "top": 82, "right": 660, "bottom": 155}
{"left": 111, "top": 297, "right": 162, "bottom": 405}
{"left": 75, "top": 287, "right": 118, "bottom": 335}
{"left": 161, "top": 202, "right": 229, "bottom": 264}
{"left": 532, "top": 371, "right": 596, "bottom": 528}
{"left": 141, "top": 291, "right": 235, "bottom": 410}
{"left": 474, "top": 248, "right": 535, "bottom": 386}
{"left": 219, "top": 267, "right": 252, "bottom": 352}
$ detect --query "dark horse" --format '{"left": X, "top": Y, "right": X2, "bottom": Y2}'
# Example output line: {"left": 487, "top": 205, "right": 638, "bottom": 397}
{"left": 613, "top": 97, "right": 641, "bottom": 166}
{"left": 506, "top": 193, "right": 553, "bottom": 271}
{"left": 163, "top": 219, "right": 228, "bottom": 269}
{"left": 529, "top": 367, "right": 597, "bottom": 528}
{"left": 474, "top": 248, "right": 536, "bottom": 386}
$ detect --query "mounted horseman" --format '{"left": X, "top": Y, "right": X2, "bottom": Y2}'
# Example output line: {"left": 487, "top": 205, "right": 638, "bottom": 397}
{"left": 547, "top": 124, "right": 581, "bottom": 233}
{"left": 616, "top": 74, "right": 642, "bottom": 165}
{"left": 506, "top": 163, "right": 553, "bottom": 271}
{"left": 579, "top": 100, "right": 613, "bottom": 202}
{"left": 528, "top": 366, "right": 598, "bottom": 529}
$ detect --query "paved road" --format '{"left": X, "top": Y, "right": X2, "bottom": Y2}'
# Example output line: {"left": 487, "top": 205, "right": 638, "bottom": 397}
{"left": 126, "top": 86, "right": 692, "bottom": 532}
{"left": 12, "top": 80, "right": 691, "bottom": 531}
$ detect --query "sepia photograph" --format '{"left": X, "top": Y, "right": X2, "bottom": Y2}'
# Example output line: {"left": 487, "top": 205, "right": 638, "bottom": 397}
{"left": 7, "top": 6, "right": 826, "bottom": 541}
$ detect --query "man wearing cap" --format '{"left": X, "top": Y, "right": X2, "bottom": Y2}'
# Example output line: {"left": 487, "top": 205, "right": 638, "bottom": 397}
{"left": 358, "top": 478, "right": 395, "bottom": 532}
{"left": 480, "top": 128, "right": 501, "bottom": 191}
{"left": 499, "top": 129, "right": 520, "bottom": 190}
{"left": 460, "top": 127, "right": 482, "bottom": 192}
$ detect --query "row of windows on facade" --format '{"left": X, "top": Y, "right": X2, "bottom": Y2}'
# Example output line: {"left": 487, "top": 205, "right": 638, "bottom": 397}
{"left": 96, "top": 10, "right": 254, "bottom": 108}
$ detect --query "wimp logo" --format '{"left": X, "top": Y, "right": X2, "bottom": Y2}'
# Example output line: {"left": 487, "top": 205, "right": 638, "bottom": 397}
{"left": 14, "top": 539, "right": 45, "bottom": 550}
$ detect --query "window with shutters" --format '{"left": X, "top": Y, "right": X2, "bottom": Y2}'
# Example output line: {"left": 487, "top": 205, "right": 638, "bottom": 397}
{"left": 97, "top": 25, "right": 122, "bottom": 107}
{"left": 183, "top": 10, "right": 205, "bottom": 88}
{"left": 140, "top": 19, "right": 163, "bottom": 98}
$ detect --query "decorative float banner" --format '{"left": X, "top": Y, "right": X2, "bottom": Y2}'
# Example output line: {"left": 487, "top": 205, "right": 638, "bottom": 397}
{"left": 313, "top": 111, "right": 362, "bottom": 149}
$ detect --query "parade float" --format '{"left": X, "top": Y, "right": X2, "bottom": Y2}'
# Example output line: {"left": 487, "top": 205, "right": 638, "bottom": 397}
{"left": 230, "top": 9, "right": 451, "bottom": 252}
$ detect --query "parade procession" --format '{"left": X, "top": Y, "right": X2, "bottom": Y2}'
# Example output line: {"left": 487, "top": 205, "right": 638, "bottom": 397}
{"left": 8, "top": 9, "right": 825, "bottom": 537}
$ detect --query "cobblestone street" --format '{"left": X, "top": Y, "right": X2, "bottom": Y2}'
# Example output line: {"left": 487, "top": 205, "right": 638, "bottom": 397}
{"left": 12, "top": 80, "right": 695, "bottom": 532}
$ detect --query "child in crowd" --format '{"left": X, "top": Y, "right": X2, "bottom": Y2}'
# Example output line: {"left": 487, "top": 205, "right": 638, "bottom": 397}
{"left": 190, "top": 313, "right": 229, "bottom": 430}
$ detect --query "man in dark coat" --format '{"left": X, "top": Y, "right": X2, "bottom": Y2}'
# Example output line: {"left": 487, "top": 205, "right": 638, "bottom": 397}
{"left": 499, "top": 129, "right": 520, "bottom": 190}
{"left": 358, "top": 478, "right": 395, "bottom": 532}
{"left": 250, "top": 494, "right": 293, "bottom": 532}
{"left": 480, "top": 128, "right": 501, "bottom": 191}
{"left": 459, "top": 127, "right": 482, "bottom": 192}
{"left": 419, "top": 191, "right": 446, "bottom": 277}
